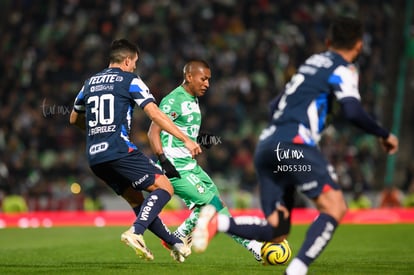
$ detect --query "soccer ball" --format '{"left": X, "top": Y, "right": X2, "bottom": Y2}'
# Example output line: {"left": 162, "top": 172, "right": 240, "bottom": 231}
{"left": 261, "top": 240, "right": 292, "bottom": 265}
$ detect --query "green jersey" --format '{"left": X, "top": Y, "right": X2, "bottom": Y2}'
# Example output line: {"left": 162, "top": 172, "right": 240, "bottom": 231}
{"left": 159, "top": 86, "right": 201, "bottom": 171}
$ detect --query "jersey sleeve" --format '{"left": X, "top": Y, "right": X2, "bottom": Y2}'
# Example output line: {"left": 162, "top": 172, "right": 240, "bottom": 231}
{"left": 340, "top": 97, "right": 389, "bottom": 138}
{"left": 73, "top": 86, "right": 86, "bottom": 113}
{"left": 159, "top": 94, "right": 181, "bottom": 121}
{"left": 329, "top": 64, "right": 361, "bottom": 102}
{"left": 129, "top": 77, "right": 155, "bottom": 108}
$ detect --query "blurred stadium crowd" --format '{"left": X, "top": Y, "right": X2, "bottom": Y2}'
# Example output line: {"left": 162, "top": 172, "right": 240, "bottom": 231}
{"left": 0, "top": 0, "right": 413, "bottom": 211}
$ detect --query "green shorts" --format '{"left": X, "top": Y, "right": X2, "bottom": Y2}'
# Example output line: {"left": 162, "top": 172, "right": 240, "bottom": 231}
{"left": 170, "top": 165, "right": 219, "bottom": 209}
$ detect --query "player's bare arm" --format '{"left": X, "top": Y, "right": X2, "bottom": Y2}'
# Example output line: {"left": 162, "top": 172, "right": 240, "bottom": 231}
{"left": 144, "top": 102, "right": 202, "bottom": 157}
{"left": 147, "top": 122, "right": 164, "bottom": 155}
{"left": 69, "top": 109, "right": 86, "bottom": 130}
{"left": 148, "top": 121, "right": 181, "bottom": 178}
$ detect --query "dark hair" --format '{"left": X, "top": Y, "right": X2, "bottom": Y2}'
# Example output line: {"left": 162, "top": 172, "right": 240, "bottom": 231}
{"left": 183, "top": 59, "right": 210, "bottom": 74}
{"left": 326, "top": 16, "right": 363, "bottom": 50}
{"left": 109, "top": 39, "right": 139, "bottom": 64}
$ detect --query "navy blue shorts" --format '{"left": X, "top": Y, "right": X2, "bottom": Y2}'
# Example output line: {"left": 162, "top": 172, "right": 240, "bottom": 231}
{"left": 254, "top": 141, "right": 340, "bottom": 217}
{"left": 91, "top": 151, "right": 163, "bottom": 195}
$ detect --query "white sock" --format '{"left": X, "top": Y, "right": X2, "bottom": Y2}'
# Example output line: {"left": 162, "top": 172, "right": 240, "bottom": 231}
{"left": 285, "top": 258, "right": 308, "bottom": 275}
{"left": 217, "top": 214, "right": 230, "bottom": 232}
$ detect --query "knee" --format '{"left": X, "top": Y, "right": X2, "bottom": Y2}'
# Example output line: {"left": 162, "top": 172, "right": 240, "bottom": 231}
{"left": 316, "top": 189, "right": 348, "bottom": 222}
{"left": 331, "top": 195, "right": 348, "bottom": 221}
{"left": 338, "top": 199, "right": 348, "bottom": 219}
{"left": 121, "top": 187, "right": 144, "bottom": 208}
{"left": 150, "top": 175, "right": 174, "bottom": 196}
{"left": 321, "top": 198, "right": 348, "bottom": 222}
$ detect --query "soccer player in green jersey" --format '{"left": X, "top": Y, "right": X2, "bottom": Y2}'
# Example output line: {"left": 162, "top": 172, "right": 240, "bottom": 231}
{"left": 148, "top": 60, "right": 263, "bottom": 262}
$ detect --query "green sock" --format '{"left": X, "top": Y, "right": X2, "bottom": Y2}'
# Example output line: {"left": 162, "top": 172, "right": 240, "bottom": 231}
{"left": 176, "top": 199, "right": 255, "bottom": 252}
{"left": 175, "top": 207, "right": 200, "bottom": 236}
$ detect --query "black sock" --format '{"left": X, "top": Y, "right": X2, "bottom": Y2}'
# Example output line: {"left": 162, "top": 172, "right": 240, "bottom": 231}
{"left": 133, "top": 189, "right": 171, "bottom": 235}
{"left": 148, "top": 217, "right": 181, "bottom": 245}
{"left": 227, "top": 216, "right": 275, "bottom": 241}
{"left": 132, "top": 205, "right": 141, "bottom": 216}
{"left": 296, "top": 213, "right": 338, "bottom": 266}
{"left": 133, "top": 204, "right": 180, "bottom": 244}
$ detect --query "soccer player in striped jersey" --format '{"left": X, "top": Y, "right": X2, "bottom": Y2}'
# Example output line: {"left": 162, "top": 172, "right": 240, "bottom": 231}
{"left": 70, "top": 39, "right": 201, "bottom": 262}
{"left": 147, "top": 60, "right": 263, "bottom": 262}
{"left": 192, "top": 16, "right": 398, "bottom": 274}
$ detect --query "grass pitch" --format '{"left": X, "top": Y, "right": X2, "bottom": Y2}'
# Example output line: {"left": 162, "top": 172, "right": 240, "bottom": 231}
{"left": 0, "top": 224, "right": 413, "bottom": 274}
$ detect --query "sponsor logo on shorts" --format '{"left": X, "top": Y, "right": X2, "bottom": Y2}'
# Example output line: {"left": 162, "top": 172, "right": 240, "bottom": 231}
{"left": 132, "top": 174, "right": 149, "bottom": 188}
{"left": 196, "top": 184, "right": 205, "bottom": 194}
{"left": 298, "top": 180, "right": 318, "bottom": 191}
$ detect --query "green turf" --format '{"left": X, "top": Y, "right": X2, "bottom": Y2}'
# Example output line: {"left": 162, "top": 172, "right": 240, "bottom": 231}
{"left": 0, "top": 224, "right": 413, "bottom": 274}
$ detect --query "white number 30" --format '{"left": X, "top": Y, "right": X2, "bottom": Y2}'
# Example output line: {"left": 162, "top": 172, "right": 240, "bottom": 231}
{"left": 87, "top": 94, "right": 115, "bottom": 127}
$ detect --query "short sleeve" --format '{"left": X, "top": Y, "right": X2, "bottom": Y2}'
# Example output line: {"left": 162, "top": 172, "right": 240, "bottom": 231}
{"left": 130, "top": 77, "right": 155, "bottom": 108}
{"left": 159, "top": 95, "right": 180, "bottom": 121}
{"left": 73, "top": 86, "right": 86, "bottom": 112}
{"left": 329, "top": 64, "right": 361, "bottom": 101}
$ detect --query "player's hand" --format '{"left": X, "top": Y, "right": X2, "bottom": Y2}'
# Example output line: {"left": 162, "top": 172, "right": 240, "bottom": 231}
{"left": 158, "top": 154, "right": 181, "bottom": 178}
{"left": 184, "top": 139, "right": 202, "bottom": 158}
{"left": 197, "top": 132, "right": 215, "bottom": 149}
{"left": 380, "top": 133, "right": 398, "bottom": 154}
{"left": 276, "top": 202, "right": 290, "bottom": 220}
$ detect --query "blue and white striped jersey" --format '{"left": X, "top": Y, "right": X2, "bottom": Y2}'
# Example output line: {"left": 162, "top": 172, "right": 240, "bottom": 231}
{"left": 267, "top": 51, "right": 360, "bottom": 146}
{"left": 73, "top": 67, "right": 155, "bottom": 165}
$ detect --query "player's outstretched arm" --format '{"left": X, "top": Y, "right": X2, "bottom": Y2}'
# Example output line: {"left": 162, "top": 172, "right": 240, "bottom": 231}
{"left": 148, "top": 122, "right": 164, "bottom": 156}
{"left": 340, "top": 98, "right": 398, "bottom": 155}
{"left": 144, "top": 102, "right": 202, "bottom": 158}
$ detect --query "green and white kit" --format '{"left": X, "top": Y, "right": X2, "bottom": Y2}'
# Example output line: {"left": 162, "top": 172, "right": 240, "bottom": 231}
{"left": 158, "top": 85, "right": 262, "bottom": 261}
{"left": 159, "top": 86, "right": 217, "bottom": 209}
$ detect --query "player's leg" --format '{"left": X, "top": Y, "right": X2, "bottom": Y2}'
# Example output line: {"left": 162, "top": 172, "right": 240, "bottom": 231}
{"left": 193, "top": 204, "right": 288, "bottom": 253}
{"left": 192, "top": 145, "right": 292, "bottom": 252}
{"left": 170, "top": 168, "right": 258, "bottom": 251}
{"left": 121, "top": 186, "right": 179, "bottom": 244}
{"left": 134, "top": 169, "right": 191, "bottom": 262}
{"left": 196, "top": 182, "right": 290, "bottom": 242}
{"left": 173, "top": 168, "right": 242, "bottom": 240}
{"left": 170, "top": 168, "right": 216, "bottom": 238}
{"left": 174, "top": 206, "right": 200, "bottom": 243}
{"left": 121, "top": 185, "right": 189, "bottom": 262}
{"left": 90, "top": 161, "right": 155, "bottom": 261}
{"left": 202, "top": 177, "right": 263, "bottom": 261}
{"left": 285, "top": 146, "right": 347, "bottom": 275}
{"left": 95, "top": 152, "right": 189, "bottom": 261}
{"left": 285, "top": 189, "right": 346, "bottom": 275}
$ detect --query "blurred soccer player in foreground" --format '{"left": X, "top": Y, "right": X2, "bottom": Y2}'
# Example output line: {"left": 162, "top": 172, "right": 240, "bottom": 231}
{"left": 192, "top": 16, "right": 398, "bottom": 274}
{"left": 70, "top": 39, "right": 201, "bottom": 262}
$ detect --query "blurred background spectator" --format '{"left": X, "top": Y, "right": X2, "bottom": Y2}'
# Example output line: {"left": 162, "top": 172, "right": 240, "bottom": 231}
{"left": 0, "top": 0, "right": 413, "bottom": 211}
